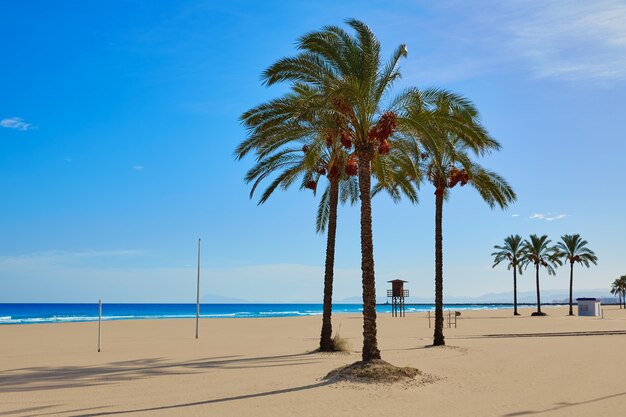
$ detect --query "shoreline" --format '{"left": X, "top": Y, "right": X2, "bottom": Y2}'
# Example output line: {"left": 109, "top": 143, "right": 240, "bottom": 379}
{"left": 0, "top": 302, "right": 593, "bottom": 326}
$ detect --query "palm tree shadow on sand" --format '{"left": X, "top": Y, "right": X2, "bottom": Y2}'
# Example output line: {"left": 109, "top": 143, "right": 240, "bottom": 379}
{"left": 0, "top": 353, "right": 319, "bottom": 394}
{"left": 65, "top": 381, "right": 333, "bottom": 417}
{"left": 502, "top": 390, "right": 626, "bottom": 416}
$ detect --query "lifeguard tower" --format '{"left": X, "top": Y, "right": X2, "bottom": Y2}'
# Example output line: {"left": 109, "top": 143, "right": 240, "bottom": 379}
{"left": 387, "top": 279, "right": 409, "bottom": 317}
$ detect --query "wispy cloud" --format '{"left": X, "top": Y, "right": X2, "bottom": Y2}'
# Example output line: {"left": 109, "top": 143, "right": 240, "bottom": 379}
{"left": 511, "top": 214, "right": 520, "bottom": 218}
{"left": 0, "top": 256, "right": 360, "bottom": 303}
{"left": 530, "top": 213, "right": 568, "bottom": 221}
{"left": 133, "top": 165, "right": 144, "bottom": 171}
{"left": 410, "top": 0, "right": 626, "bottom": 82}
{"left": 506, "top": 0, "right": 626, "bottom": 81}
{"left": 1, "top": 117, "right": 36, "bottom": 131}
{"left": 0, "top": 249, "right": 144, "bottom": 268}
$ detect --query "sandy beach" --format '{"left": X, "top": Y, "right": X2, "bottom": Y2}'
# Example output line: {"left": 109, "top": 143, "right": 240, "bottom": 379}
{"left": 2, "top": 306, "right": 626, "bottom": 417}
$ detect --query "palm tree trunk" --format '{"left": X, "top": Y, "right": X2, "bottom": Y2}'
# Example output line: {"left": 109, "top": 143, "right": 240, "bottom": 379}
{"left": 433, "top": 190, "right": 445, "bottom": 346}
{"left": 319, "top": 177, "right": 340, "bottom": 352}
{"left": 568, "top": 262, "right": 574, "bottom": 316}
{"left": 535, "top": 264, "right": 542, "bottom": 314}
{"left": 513, "top": 268, "right": 519, "bottom": 315}
{"left": 357, "top": 153, "right": 380, "bottom": 361}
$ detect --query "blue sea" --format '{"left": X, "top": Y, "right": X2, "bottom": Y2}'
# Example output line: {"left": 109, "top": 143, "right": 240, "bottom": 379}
{"left": 0, "top": 303, "right": 516, "bottom": 325}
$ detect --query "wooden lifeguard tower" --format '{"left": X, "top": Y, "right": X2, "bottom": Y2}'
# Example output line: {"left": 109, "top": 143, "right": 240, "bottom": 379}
{"left": 387, "top": 279, "right": 409, "bottom": 317}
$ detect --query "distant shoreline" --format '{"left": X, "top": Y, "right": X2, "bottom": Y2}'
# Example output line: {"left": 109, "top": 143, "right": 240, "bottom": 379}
{"left": 1, "top": 302, "right": 620, "bottom": 325}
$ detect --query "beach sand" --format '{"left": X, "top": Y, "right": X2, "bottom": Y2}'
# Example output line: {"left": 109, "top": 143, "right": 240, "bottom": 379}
{"left": 2, "top": 306, "right": 626, "bottom": 416}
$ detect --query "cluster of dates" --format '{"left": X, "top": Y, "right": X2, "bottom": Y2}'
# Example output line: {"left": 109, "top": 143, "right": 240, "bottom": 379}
{"left": 367, "top": 111, "right": 397, "bottom": 155}
{"left": 447, "top": 166, "right": 469, "bottom": 188}
{"left": 302, "top": 108, "right": 398, "bottom": 191}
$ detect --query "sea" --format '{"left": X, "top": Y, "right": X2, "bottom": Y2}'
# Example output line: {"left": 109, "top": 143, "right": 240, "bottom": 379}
{"left": 0, "top": 303, "right": 518, "bottom": 325}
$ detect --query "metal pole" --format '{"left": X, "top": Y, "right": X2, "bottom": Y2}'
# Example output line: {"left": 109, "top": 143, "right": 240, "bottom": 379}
{"left": 98, "top": 299, "right": 102, "bottom": 352}
{"left": 196, "top": 238, "right": 201, "bottom": 339}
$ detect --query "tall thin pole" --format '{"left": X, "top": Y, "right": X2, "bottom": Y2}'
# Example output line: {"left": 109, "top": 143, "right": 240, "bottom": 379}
{"left": 98, "top": 299, "right": 102, "bottom": 352}
{"left": 196, "top": 238, "right": 201, "bottom": 339}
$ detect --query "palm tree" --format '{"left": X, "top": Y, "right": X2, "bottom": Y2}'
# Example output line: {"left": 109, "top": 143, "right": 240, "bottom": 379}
{"left": 492, "top": 235, "right": 524, "bottom": 315}
{"left": 610, "top": 279, "right": 622, "bottom": 308}
{"left": 237, "top": 86, "right": 361, "bottom": 352}
{"left": 520, "top": 235, "right": 562, "bottom": 316}
{"left": 389, "top": 90, "right": 516, "bottom": 346}
{"left": 262, "top": 19, "right": 413, "bottom": 361}
{"left": 619, "top": 275, "right": 626, "bottom": 308}
{"left": 611, "top": 276, "right": 626, "bottom": 308}
{"left": 554, "top": 234, "right": 598, "bottom": 316}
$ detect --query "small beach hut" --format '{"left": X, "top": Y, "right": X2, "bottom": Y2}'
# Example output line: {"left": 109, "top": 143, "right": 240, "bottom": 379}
{"left": 576, "top": 298, "right": 601, "bottom": 317}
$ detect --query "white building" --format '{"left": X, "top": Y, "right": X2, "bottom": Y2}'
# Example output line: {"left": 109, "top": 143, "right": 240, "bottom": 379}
{"left": 576, "top": 298, "right": 601, "bottom": 317}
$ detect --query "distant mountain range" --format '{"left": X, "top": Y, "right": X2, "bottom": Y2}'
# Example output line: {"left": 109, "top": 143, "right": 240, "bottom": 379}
{"left": 200, "top": 294, "right": 249, "bottom": 303}
{"left": 339, "top": 288, "right": 617, "bottom": 304}
{"left": 202, "top": 289, "right": 619, "bottom": 304}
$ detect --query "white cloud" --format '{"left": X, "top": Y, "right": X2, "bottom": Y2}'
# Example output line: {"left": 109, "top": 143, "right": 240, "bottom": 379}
{"left": 1, "top": 117, "right": 36, "bottom": 131}
{"left": 0, "top": 249, "right": 144, "bottom": 268}
{"left": 133, "top": 165, "right": 144, "bottom": 171}
{"left": 506, "top": 0, "right": 626, "bottom": 81}
{"left": 530, "top": 213, "right": 568, "bottom": 221}
{"left": 512, "top": 214, "right": 520, "bottom": 217}
{"left": 546, "top": 214, "right": 568, "bottom": 221}
{"left": 413, "top": 0, "right": 626, "bottom": 82}
{"left": 0, "top": 254, "right": 361, "bottom": 303}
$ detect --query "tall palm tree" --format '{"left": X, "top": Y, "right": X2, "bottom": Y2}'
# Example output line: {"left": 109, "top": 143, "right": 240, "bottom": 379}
{"left": 611, "top": 276, "right": 626, "bottom": 308}
{"left": 237, "top": 86, "right": 361, "bottom": 352}
{"left": 389, "top": 90, "right": 516, "bottom": 346}
{"left": 492, "top": 235, "right": 524, "bottom": 315}
{"left": 610, "top": 279, "right": 622, "bottom": 308}
{"left": 520, "top": 235, "right": 562, "bottom": 316}
{"left": 618, "top": 275, "right": 626, "bottom": 308}
{"left": 262, "top": 19, "right": 413, "bottom": 362}
{"left": 554, "top": 234, "right": 598, "bottom": 316}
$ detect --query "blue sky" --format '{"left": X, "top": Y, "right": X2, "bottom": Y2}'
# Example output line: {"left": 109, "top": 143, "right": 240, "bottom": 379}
{"left": 1, "top": 0, "right": 625, "bottom": 302}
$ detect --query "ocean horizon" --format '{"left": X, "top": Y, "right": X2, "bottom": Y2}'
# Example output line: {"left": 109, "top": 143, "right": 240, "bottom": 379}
{"left": 0, "top": 303, "right": 551, "bottom": 325}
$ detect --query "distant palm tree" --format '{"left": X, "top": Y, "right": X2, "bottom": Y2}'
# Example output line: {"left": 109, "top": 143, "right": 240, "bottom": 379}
{"left": 616, "top": 277, "right": 625, "bottom": 308}
{"left": 389, "top": 90, "right": 516, "bottom": 345}
{"left": 242, "top": 20, "right": 415, "bottom": 360}
{"left": 492, "top": 235, "right": 524, "bottom": 315}
{"left": 611, "top": 276, "right": 626, "bottom": 308}
{"left": 520, "top": 235, "right": 562, "bottom": 316}
{"left": 554, "top": 234, "right": 598, "bottom": 316}
{"left": 610, "top": 280, "right": 622, "bottom": 308}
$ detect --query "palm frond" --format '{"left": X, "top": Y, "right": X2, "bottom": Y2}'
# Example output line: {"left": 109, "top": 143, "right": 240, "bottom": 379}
{"left": 316, "top": 184, "right": 331, "bottom": 233}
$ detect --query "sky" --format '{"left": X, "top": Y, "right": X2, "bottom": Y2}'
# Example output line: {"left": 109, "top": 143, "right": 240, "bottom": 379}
{"left": 1, "top": 0, "right": 625, "bottom": 303}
